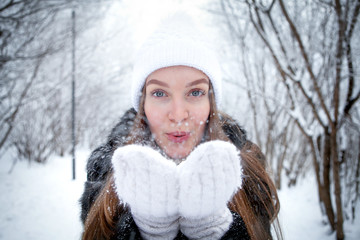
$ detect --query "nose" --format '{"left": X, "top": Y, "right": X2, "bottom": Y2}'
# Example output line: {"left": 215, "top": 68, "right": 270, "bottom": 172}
{"left": 168, "top": 98, "right": 189, "bottom": 123}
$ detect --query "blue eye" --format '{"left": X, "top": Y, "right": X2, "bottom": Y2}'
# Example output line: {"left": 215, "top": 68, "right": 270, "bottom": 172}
{"left": 190, "top": 90, "right": 204, "bottom": 97}
{"left": 152, "top": 90, "right": 166, "bottom": 97}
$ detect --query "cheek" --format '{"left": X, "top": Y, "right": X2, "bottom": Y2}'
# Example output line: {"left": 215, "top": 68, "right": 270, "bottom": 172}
{"left": 144, "top": 102, "right": 165, "bottom": 130}
{"left": 191, "top": 103, "right": 210, "bottom": 125}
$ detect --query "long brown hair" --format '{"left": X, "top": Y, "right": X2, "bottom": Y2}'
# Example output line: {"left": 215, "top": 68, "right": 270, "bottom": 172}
{"left": 82, "top": 83, "right": 282, "bottom": 240}
{"left": 229, "top": 141, "right": 282, "bottom": 239}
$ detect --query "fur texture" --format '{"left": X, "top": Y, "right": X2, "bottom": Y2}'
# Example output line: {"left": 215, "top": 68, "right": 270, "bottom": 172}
{"left": 79, "top": 108, "right": 250, "bottom": 239}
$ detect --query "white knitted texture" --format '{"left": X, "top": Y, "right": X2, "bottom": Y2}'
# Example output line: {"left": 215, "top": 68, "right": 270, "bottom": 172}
{"left": 131, "top": 12, "right": 222, "bottom": 112}
{"left": 178, "top": 140, "right": 243, "bottom": 218}
{"left": 132, "top": 214, "right": 179, "bottom": 240}
{"left": 111, "top": 141, "right": 242, "bottom": 239}
{"left": 179, "top": 209, "right": 233, "bottom": 240}
{"left": 112, "top": 145, "right": 179, "bottom": 218}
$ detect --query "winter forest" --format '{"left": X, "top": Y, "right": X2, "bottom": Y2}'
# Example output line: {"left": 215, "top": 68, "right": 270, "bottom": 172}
{"left": 0, "top": 0, "right": 359, "bottom": 239}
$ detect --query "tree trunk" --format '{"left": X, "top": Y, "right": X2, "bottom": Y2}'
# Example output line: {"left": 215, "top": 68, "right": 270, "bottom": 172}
{"left": 331, "top": 129, "right": 344, "bottom": 239}
{"left": 322, "top": 129, "right": 336, "bottom": 230}
{"left": 313, "top": 131, "right": 336, "bottom": 230}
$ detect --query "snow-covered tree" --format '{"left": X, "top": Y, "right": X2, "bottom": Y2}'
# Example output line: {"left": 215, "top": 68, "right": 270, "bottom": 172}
{"left": 219, "top": 0, "right": 360, "bottom": 239}
{"left": 1, "top": 0, "right": 131, "bottom": 163}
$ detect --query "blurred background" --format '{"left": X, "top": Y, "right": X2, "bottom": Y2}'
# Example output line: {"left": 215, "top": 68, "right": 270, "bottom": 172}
{"left": 0, "top": 0, "right": 359, "bottom": 239}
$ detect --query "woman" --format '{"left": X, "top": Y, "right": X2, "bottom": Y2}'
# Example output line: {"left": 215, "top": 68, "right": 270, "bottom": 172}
{"left": 80, "top": 13, "right": 281, "bottom": 240}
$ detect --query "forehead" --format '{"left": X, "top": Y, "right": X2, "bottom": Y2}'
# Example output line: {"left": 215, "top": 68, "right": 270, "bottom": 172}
{"left": 146, "top": 66, "right": 210, "bottom": 85}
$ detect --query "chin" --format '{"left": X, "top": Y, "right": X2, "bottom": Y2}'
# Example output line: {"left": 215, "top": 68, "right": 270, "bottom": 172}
{"left": 166, "top": 148, "right": 191, "bottom": 160}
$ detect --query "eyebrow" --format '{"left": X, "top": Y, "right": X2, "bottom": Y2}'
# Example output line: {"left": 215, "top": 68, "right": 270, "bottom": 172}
{"left": 146, "top": 78, "right": 209, "bottom": 88}
{"left": 185, "top": 78, "right": 209, "bottom": 88}
{"left": 146, "top": 79, "right": 169, "bottom": 88}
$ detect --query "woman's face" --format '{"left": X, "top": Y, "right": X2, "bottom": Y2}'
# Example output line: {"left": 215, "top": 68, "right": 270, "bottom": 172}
{"left": 144, "top": 65, "right": 211, "bottom": 160}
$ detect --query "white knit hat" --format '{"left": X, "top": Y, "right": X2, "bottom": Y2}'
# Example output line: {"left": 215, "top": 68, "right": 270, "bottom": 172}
{"left": 131, "top": 12, "right": 222, "bottom": 112}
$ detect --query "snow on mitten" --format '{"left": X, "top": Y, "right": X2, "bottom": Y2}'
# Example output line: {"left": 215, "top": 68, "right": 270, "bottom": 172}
{"left": 178, "top": 140, "right": 243, "bottom": 239}
{"left": 112, "top": 145, "right": 179, "bottom": 240}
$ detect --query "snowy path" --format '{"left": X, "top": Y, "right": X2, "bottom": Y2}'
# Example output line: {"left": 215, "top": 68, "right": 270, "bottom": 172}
{"left": 1, "top": 149, "right": 359, "bottom": 239}
{"left": 0, "top": 150, "right": 88, "bottom": 240}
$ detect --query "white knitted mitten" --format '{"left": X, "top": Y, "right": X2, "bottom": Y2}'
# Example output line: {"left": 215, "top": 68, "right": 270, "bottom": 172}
{"left": 112, "top": 145, "right": 179, "bottom": 240}
{"left": 178, "top": 140, "right": 243, "bottom": 240}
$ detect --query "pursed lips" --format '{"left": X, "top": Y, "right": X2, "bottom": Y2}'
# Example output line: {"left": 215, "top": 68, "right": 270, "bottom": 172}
{"left": 166, "top": 131, "right": 190, "bottom": 143}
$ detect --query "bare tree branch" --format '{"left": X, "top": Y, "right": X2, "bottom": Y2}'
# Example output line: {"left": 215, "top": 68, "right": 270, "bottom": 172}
{"left": 278, "top": 0, "right": 333, "bottom": 125}
{"left": 341, "top": 0, "right": 360, "bottom": 122}
{"left": 247, "top": 1, "right": 328, "bottom": 129}
{"left": 0, "top": 58, "right": 43, "bottom": 150}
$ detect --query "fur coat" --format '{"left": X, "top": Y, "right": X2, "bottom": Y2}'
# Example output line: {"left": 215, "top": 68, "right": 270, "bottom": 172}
{"left": 79, "top": 108, "right": 250, "bottom": 239}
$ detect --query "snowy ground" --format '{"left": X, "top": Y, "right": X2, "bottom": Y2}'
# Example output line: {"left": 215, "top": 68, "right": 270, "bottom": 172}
{"left": 277, "top": 176, "right": 360, "bottom": 240}
{"left": 1, "top": 149, "right": 359, "bottom": 240}
{"left": 0, "top": 150, "right": 88, "bottom": 240}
